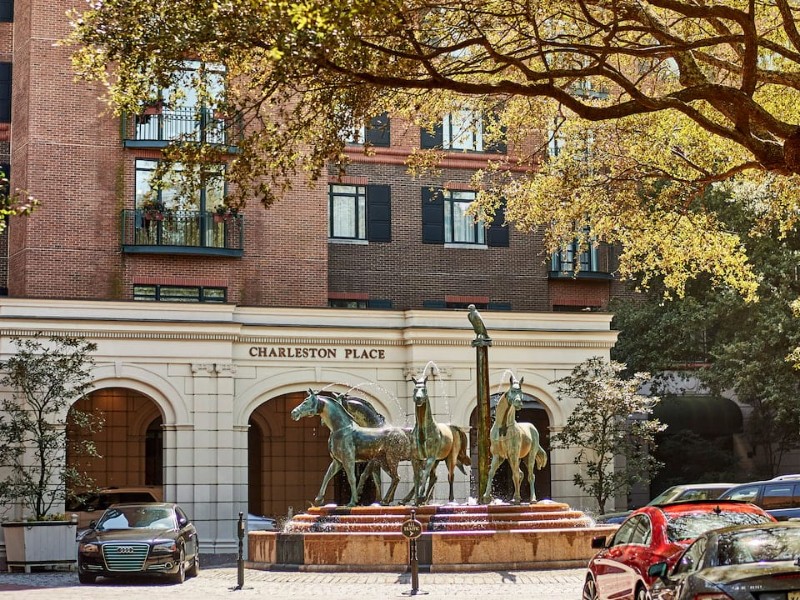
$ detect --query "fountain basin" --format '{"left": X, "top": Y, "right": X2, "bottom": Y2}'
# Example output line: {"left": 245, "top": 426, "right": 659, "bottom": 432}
{"left": 247, "top": 502, "right": 617, "bottom": 572}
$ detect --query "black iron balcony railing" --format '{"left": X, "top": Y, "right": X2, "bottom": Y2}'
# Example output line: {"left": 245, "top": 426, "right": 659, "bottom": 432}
{"left": 121, "top": 209, "right": 244, "bottom": 256}
{"left": 121, "top": 107, "right": 243, "bottom": 149}
{"left": 549, "top": 243, "right": 617, "bottom": 279}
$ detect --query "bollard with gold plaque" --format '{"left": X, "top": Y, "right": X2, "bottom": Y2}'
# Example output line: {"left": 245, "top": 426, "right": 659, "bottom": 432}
{"left": 401, "top": 509, "right": 425, "bottom": 596}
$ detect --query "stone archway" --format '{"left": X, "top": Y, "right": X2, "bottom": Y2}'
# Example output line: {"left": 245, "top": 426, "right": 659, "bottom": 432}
{"left": 67, "top": 387, "right": 164, "bottom": 493}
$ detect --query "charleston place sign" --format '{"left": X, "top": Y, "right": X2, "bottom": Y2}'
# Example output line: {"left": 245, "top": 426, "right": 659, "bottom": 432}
{"left": 249, "top": 346, "right": 386, "bottom": 360}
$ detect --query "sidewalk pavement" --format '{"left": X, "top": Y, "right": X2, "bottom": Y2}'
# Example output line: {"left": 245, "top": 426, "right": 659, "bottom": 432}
{"left": 0, "top": 564, "right": 587, "bottom": 599}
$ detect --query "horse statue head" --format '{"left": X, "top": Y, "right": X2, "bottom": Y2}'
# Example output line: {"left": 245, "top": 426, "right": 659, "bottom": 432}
{"left": 505, "top": 375, "right": 525, "bottom": 410}
{"left": 410, "top": 374, "right": 429, "bottom": 408}
{"left": 291, "top": 389, "right": 324, "bottom": 421}
{"left": 333, "top": 393, "right": 387, "bottom": 427}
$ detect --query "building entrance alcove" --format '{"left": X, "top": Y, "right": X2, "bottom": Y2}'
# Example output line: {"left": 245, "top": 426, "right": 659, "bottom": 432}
{"left": 469, "top": 394, "right": 552, "bottom": 502}
{"left": 67, "top": 387, "right": 164, "bottom": 494}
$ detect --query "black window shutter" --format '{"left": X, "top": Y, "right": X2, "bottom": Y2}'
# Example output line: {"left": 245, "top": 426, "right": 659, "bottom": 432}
{"left": 421, "top": 187, "right": 444, "bottom": 244}
{"left": 420, "top": 122, "right": 443, "bottom": 149}
{"left": 0, "top": 162, "right": 8, "bottom": 195}
{"left": 365, "top": 113, "right": 390, "bottom": 147}
{"left": 0, "top": 63, "right": 11, "bottom": 123}
{"left": 486, "top": 200, "right": 509, "bottom": 247}
{"left": 0, "top": 1, "right": 12, "bottom": 22}
{"left": 367, "top": 184, "right": 391, "bottom": 242}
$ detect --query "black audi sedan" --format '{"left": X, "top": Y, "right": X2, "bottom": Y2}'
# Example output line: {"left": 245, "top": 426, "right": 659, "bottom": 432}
{"left": 77, "top": 502, "right": 200, "bottom": 584}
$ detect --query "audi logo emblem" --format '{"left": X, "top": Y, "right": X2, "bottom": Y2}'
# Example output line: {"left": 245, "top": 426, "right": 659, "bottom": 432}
{"left": 116, "top": 547, "right": 136, "bottom": 554}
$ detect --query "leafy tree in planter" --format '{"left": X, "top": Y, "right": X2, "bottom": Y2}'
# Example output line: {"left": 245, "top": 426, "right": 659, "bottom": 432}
{"left": 0, "top": 334, "right": 103, "bottom": 520}
{"left": 550, "top": 357, "right": 665, "bottom": 514}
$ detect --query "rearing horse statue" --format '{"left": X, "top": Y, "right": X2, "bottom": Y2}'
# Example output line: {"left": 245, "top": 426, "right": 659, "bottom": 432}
{"left": 410, "top": 375, "right": 471, "bottom": 504}
{"left": 480, "top": 375, "right": 548, "bottom": 504}
{"left": 291, "top": 390, "right": 408, "bottom": 506}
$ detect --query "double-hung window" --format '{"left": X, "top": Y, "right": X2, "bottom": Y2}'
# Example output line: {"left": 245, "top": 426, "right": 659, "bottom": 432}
{"left": 421, "top": 110, "right": 506, "bottom": 153}
{"left": 422, "top": 187, "right": 508, "bottom": 247}
{"left": 328, "top": 184, "right": 391, "bottom": 243}
{"left": 444, "top": 190, "right": 484, "bottom": 244}
{"left": 329, "top": 184, "right": 366, "bottom": 240}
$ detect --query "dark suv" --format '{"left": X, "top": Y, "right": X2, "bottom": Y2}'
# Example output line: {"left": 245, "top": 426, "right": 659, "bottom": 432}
{"left": 718, "top": 479, "right": 800, "bottom": 520}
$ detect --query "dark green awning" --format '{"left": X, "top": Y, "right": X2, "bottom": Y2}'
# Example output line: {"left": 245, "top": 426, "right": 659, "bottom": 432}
{"left": 652, "top": 395, "right": 743, "bottom": 437}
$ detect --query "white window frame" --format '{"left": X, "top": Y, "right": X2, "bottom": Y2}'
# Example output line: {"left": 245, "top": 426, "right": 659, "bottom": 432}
{"left": 444, "top": 189, "right": 485, "bottom": 245}
{"left": 443, "top": 109, "right": 483, "bottom": 151}
{"left": 329, "top": 184, "right": 367, "bottom": 241}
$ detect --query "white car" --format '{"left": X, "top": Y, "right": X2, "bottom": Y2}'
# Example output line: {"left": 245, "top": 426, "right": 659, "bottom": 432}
{"left": 67, "top": 486, "right": 163, "bottom": 530}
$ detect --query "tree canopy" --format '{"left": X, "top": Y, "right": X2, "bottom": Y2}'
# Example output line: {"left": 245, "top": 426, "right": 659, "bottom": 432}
{"left": 67, "top": 1, "right": 800, "bottom": 298}
{"left": 611, "top": 188, "right": 800, "bottom": 476}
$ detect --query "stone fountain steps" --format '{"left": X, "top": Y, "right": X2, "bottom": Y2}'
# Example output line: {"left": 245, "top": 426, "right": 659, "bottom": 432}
{"left": 283, "top": 501, "right": 593, "bottom": 533}
{"left": 248, "top": 501, "right": 616, "bottom": 572}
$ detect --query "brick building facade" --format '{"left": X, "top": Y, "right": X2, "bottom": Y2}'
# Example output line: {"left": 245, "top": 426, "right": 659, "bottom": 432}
{"left": 0, "top": 0, "right": 635, "bottom": 557}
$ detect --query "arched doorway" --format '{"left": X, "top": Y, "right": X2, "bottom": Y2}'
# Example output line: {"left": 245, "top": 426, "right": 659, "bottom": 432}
{"left": 469, "top": 393, "right": 552, "bottom": 502}
{"left": 248, "top": 391, "right": 379, "bottom": 521}
{"left": 67, "top": 388, "right": 164, "bottom": 494}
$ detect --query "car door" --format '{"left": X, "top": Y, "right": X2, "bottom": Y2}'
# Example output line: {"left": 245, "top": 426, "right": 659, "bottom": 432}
{"left": 176, "top": 507, "right": 198, "bottom": 559}
{"left": 760, "top": 482, "right": 800, "bottom": 520}
{"left": 594, "top": 514, "right": 652, "bottom": 600}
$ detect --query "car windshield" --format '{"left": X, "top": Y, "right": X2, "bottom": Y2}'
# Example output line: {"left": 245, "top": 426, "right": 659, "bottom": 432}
{"left": 716, "top": 527, "right": 800, "bottom": 566}
{"left": 666, "top": 510, "right": 772, "bottom": 542}
{"left": 96, "top": 506, "right": 175, "bottom": 531}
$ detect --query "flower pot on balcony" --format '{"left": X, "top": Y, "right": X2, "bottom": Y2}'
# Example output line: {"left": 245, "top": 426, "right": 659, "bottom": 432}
{"left": 141, "top": 101, "right": 164, "bottom": 116}
{"left": 2, "top": 520, "right": 78, "bottom": 572}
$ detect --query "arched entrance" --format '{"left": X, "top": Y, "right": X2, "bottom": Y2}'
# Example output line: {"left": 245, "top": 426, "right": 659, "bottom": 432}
{"left": 67, "top": 387, "right": 164, "bottom": 493}
{"left": 248, "top": 391, "right": 380, "bottom": 520}
{"left": 469, "top": 393, "right": 552, "bottom": 502}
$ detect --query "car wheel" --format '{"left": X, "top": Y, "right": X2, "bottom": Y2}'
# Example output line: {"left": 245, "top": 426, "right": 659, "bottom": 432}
{"left": 78, "top": 572, "right": 96, "bottom": 584}
{"left": 171, "top": 547, "right": 186, "bottom": 584}
{"left": 635, "top": 585, "right": 651, "bottom": 600}
{"left": 582, "top": 575, "right": 598, "bottom": 600}
{"left": 187, "top": 552, "right": 200, "bottom": 578}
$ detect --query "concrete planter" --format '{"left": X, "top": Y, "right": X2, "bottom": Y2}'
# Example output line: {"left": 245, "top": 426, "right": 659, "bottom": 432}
{"left": 2, "top": 521, "right": 77, "bottom": 572}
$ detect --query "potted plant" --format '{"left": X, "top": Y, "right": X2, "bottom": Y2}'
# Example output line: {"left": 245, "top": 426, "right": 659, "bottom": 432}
{"left": 0, "top": 334, "right": 103, "bottom": 571}
{"left": 140, "top": 198, "right": 167, "bottom": 222}
{"left": 213, "top": 204, "right": 239, "bottom": 223}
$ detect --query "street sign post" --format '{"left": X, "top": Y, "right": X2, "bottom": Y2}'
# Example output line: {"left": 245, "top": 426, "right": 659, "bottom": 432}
{"left": 401, "top": 509, "right": 424, "bottom": 595}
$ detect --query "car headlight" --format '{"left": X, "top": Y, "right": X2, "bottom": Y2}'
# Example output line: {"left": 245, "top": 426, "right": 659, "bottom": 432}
{"left": 79, "top": 543, "right": 100, "bottom": 556}
{"left": 151, "top": 542, "right": 177, "bottom": 554}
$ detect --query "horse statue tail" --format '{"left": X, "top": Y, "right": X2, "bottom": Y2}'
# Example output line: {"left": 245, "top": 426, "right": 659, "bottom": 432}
{"left": 455, "top": 427, "right": 471, "bottom": 474}
{"left": 535, "top": 446, "right": 548, "bottom": 470}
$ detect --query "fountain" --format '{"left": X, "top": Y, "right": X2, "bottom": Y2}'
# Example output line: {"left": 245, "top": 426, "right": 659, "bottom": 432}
{"left": 247, "top": 307, "right": 616, "bottom": 572}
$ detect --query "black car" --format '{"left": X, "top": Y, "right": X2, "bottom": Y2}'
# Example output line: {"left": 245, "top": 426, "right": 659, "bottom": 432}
{"left": 77, "top": 502, "right": 200, "bottom": 584}
{"left": 648, "top": 521, "right": 800, "bottom": 600}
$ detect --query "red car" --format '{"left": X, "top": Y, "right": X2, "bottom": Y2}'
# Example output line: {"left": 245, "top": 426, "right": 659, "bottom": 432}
{"left": 582, "top": 500, "right": 775, "bottom": 600}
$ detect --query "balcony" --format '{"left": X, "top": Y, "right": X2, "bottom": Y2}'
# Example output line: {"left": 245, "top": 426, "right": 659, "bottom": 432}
{"left": 121, "top": 107, "right": 242, "bottom": 150}
{"left": 121, "top": 210, "right": 244, "bottom": 256}
{"left": 549, "top": 243, "right": 617, "bottom": 279}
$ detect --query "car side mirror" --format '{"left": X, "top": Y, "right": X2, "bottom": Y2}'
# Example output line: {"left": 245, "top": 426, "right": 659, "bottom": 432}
{"left": 591, "top": 535, "right": 608, "bottom": 549}
{"left": 88, "top": 520, "right": 97, "bottom": 528}
{"left": 178, "top": 517, "right": 187, "bottom": 527}
{"left": 648, "top": 562, "right": 668, "bottom": 580}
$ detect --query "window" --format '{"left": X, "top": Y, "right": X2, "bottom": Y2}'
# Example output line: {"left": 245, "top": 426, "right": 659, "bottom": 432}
{"left": 135, "top": 61, "right": 226, "bottom": 144}
{"left": 328, "top": 184, "right": 391, "bottom": 242}
{"left": 136, "top": 159, "right": 225, "bottom": 213}
{"left": 0, "top": 63, "right": 11, "bottom": 123}
{"left": 421, "top": 110, "right": 506, "bottom": 153}
{"left": 328, "top": 298, "right": 393, "bottom": 309}
{"left": 345, "top": 113, "right": 390, "bottom": 147}
{"left": 133, "top": 284, "right": 226, "bottom": 303}
{"left": 421, "top": 187, "right": 508, "bottom": 247}
{"left": 0, "top": 1, "right": 12, "bottom": 23}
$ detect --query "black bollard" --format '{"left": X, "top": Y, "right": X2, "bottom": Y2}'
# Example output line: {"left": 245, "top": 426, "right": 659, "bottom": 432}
{"left": 236, "top": 511, "right": 244, "bottom": 590}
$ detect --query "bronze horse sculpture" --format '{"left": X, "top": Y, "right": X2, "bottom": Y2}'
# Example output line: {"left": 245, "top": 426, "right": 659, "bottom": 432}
{"left": 480, "top": 375, "right": 548, "bottom": 504}
{"left": 291, "top": 390, "right": 408, "bottom": 506}
{"left": 410, "top": 375, "right": 471, "bottom": 504}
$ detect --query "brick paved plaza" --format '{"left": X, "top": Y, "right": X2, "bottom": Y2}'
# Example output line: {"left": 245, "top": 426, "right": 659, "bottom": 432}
{"left": 0, "top": 565, "right": 586, "bottom": 599}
